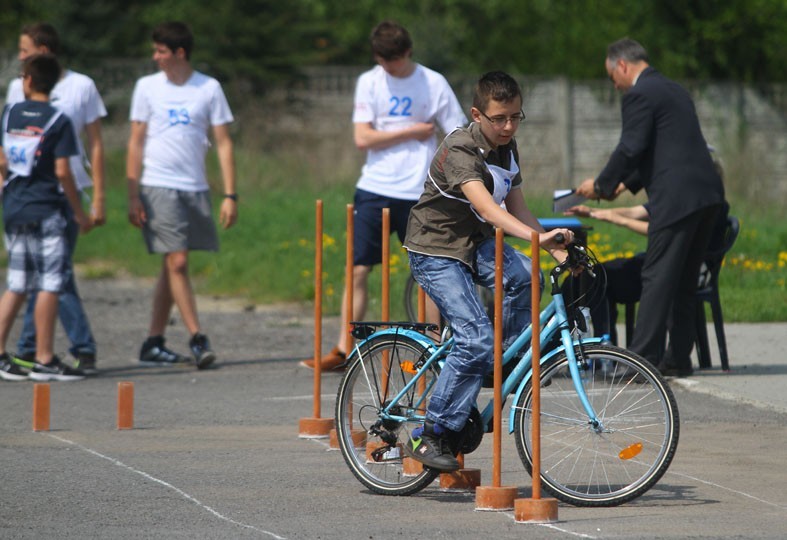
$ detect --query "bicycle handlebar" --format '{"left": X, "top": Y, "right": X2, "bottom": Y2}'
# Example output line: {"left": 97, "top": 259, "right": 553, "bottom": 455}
{"left": 549, "top": 238, "right": 597, "bottom": 290}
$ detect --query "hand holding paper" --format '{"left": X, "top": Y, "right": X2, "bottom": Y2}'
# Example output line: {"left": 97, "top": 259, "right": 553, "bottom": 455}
{"left": 552, "top": 189, "right": 587, "bottom": 213}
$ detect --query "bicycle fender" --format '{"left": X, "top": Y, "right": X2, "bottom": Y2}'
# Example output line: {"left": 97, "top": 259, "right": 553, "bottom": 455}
{"left": 345, "top": 328, "right": 437, "bottom": 363}
{"left": 507, "top": 337, "right": 606, "bottom": 433}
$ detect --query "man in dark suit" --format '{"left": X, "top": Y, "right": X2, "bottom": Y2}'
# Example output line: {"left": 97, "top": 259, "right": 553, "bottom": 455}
{"left": 576, "top": 38, "right": 725, "bottom": 377}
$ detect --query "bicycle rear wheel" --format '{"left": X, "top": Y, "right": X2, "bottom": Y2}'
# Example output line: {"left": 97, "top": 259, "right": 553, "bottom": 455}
{"left": 514, "top": 344, "right": 679, "bottom": 507}
{"left": 335, "top": 333, "right": 440, "bottom": 495}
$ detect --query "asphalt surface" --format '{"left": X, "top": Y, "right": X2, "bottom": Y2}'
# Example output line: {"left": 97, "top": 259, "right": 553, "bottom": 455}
{"left": 1, "top": 276, "right": 786, "bottom": 539}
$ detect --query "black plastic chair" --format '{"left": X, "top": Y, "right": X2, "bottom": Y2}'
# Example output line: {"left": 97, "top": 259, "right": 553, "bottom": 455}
{"left": 694, "top": 215, "right": 740, "bottom": 370}
{"left": 623, "top": 215, "right": 740, "bottom": 370}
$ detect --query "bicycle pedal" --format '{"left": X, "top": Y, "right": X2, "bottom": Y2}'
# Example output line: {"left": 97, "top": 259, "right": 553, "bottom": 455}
{"left": 371, "top": 445, "right": 402, "bottom": 462}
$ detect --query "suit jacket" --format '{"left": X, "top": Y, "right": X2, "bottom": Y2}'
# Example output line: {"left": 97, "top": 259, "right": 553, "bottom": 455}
{"left": 596, "top": 67, "right": 725, "bottom": 232}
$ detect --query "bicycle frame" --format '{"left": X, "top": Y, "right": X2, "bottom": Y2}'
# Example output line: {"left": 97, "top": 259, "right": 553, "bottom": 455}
{"left": 348, "top": 288, "right": 604, "bottom": 435}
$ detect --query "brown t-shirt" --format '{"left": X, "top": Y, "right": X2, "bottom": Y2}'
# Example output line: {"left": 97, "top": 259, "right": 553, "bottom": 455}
{"left": 404, "top": 122, "right": 522, "bottom": 267}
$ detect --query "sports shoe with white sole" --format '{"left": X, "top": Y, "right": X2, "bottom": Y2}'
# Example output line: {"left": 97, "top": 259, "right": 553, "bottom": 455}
{"left": 0, "top": 353, "right": 28, "bottom": 381}
{"left": 139, "top": 336, "right": 190, "bottom": 366}
{"left": 28, "top": 356, "right": 85, "bottom": 382}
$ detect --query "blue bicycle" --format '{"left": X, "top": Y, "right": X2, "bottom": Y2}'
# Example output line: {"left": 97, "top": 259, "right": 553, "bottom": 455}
{"left": 335, "top": 241, "right": 679, "bottom": 506}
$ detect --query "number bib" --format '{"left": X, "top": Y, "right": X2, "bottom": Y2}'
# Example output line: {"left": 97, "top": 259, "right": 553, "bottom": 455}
{"left": 2, "top": 104, "right": 62, "bottom": 183}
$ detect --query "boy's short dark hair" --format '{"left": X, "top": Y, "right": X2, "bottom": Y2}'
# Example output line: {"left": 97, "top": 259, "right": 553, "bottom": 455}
{"left": 21, "top": 22, "right": 60, "bottom": 56}
{"left": 607, "top": 38, "right": 649, "bottom": 64}
{"left": 23, "top": 54, "right": 62, "bottom": 95}
{"left": 370, "top": 20, "right": 412, "bottom": 60}
{"left": 472, "top": 71, "right": 522, "bottom": 112}
{"left": 152, "top": 21, "right": 193, "bottom": 59}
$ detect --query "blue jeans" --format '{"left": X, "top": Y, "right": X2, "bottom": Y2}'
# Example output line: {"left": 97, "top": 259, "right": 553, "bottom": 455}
{"left": 17, "top": 209, "right": 96, "bottom": 357}
{"left": 408, "top": 239, "right": 541, "bottom": 432}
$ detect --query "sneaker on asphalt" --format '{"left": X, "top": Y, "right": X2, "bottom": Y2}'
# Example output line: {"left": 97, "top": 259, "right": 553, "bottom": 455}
{"left": 403, "top": 420, "right": 460, "bottom": 472}
{"left": 0, "top": 353, "right": 29, "bottom": 381}
{"left": 11, "top": 351, "right": 36, "bottom": 370}
{"left": 299, "top": 347, "right": 346, "bottom": 371}
{"left": 189, "top": 333, "right": 216, "bottom": 370}
{"left": 139, "top": 336, "right": 190, "bottom": 366}
{"left": 28, "top": 356, "right": 85, "bottom": 382}
{"left": 72, "top": 352, "right": 98, "bottom": 376}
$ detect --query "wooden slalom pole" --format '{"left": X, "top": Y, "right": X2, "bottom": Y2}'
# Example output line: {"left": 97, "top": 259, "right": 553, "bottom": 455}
{"left": 515, "top": 231, "right": 558, "bottom": 522}
{"left": 475, "top": 228, "right": 516, "bottom": 509}
{"left": 299, "top": 200, "right": 333, "bottom": 438}
{"left": 117, "top": 381, "right": 134, "bottom": 430}
{"left": 32, "top": 383, "right": 50, "bottom": 432}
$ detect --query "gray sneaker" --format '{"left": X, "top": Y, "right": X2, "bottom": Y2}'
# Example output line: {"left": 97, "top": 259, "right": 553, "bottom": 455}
{"left": 189, "top": 333, "right": 216, "bottom": 370}
{"left": 0, "top": 353, "right": 29, "bottom": 381}
{"left": 73, "top": 352, "right": 98, "bottom": 376}
{"left": 139, "top": 336, "right": 190, "bottom": 366}
{"left": 28, "top": 356, "right": 85, "bottom": 382}
{"left": 402, "top": 421, "right": 460, "bottom": 472}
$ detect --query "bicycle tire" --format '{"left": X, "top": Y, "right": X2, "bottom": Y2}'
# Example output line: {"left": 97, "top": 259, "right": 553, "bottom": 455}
{"left": 335, "top": 333, "right": 440, "bottom": 495}
{"left": 513, "top": 344, "right": 679, "bottom": 507}
{"left": 403, "top": 274, "right": 420, "bottom": 323}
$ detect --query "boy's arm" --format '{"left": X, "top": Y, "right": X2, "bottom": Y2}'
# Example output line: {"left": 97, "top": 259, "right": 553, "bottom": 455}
{"left": 461, "top": 182, "right": 572, "bottom": 257}
{"left": 84, "top": 119, "right": 106, "bottom": 225}
{"left": 353, "top": 122, "right": 435, "bottom": 151}
{"left": 126, "top": 121, "right": 147, "bottom": 228}
{"left": 213, "top": 123, "right": 237, "bottom": 229}
{"left": 56, "top": 157, "right": 91, "bottom": 234}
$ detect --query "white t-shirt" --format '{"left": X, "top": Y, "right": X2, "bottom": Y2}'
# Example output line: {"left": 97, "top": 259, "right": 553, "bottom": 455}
{"left": 6, "top": 70, "right": 107, "bottom": 190}
{"left": 353, "top": 64, "right": 467, "bottom": 200}
{"left": 129, "top": 70, "right": 233, "bottom": 192}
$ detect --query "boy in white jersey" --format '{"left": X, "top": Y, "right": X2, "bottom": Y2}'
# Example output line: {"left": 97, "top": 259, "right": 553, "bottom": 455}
{"left": 126, "top": 21, "right": 237, "bottom": 369}
{"left": 302, "top": 20, "right": 466, "bottom": 371}
{"left": 6, "top": 23, "right": 106, "bottom": 375}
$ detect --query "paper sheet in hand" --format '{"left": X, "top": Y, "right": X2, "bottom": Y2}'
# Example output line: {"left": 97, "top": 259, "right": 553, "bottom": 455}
{"left": 552, "top": 189, "right": 587, "bottom": 213}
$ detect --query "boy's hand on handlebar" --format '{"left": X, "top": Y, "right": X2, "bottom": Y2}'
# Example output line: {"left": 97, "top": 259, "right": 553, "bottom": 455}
{"left": 541, "top": 228, "right": 573, "bottom": 252}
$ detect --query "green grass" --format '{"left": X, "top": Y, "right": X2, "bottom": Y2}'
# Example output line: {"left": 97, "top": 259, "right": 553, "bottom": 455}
{"left": 22, "top": 149, "right": 787, "bottom": 322}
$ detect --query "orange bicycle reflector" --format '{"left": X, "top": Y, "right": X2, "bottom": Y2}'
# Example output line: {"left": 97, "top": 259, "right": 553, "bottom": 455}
{"left": 400, "top": 361, "right": 418, "bottom": 374}
{"left": 619, "top": 442, "right": 643, "bottom": 460}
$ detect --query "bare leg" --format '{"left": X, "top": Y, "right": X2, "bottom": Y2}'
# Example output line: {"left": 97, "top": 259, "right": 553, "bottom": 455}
{"left": 0, "top": 290, "right": 27, "bottom": 353}
{"left": 149, "top": 262, "right": 174, "bottom": 336}
{"left": 337, "top": 264, "right": 371, "bottom": 353}
{"left": 34, "top": 291, "right": 59, "bottom": 363}
{"left": 164, "top": 251, "right": 201, "bottom": 336}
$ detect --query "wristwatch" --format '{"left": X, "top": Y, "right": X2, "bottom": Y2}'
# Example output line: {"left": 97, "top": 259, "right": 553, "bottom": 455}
{"left": 224, "top": 193, "right": 238, "bottom": 201}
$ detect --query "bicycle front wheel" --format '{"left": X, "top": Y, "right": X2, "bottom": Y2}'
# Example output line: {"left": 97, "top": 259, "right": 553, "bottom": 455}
{"left": 514, "top": 344, "right": 679, "bottom": 507}
{"left": 335, "top": 333, "right": 440, "bottom": 495}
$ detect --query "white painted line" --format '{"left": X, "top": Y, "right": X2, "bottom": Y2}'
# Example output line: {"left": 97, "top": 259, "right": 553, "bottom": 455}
{"left": 501, "top": 512, "right": 599, "bottom": 538}
{"left": 672, "top": 378, "right": 787, "bottom": 414}
{"left": 667, "top": 469, "right": 787, "bottom": 510}
{"left": 46, "top": 433, "right": 287, "bottom": 540}
{"left": 260, "top": 394, "right": 334, "bottom": 402}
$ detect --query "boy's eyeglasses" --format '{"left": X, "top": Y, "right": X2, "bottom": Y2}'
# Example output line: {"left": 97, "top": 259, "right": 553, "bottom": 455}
{"left": 480, "top": 109, "right": 526, "bottom": 128}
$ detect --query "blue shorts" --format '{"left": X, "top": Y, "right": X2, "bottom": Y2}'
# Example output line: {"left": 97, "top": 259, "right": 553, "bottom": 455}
{"left": 353, "top": 189, "right": 416, "bottom": 266}
{"left": 3, "top": 212, "right": 68, "bottom": 294}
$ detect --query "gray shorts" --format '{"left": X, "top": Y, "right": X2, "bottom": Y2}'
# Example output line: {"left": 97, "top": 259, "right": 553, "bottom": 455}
{"left": 4, "top": 211, "right": 68, "bottom": 293}
{"left": 140, "top": 186, "right": 219, "bottom": 253}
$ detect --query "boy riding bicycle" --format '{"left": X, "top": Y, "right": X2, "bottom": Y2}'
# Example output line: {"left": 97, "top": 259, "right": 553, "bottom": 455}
{"left": 402, "top": 71, "right": 572, "bottom": 471}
